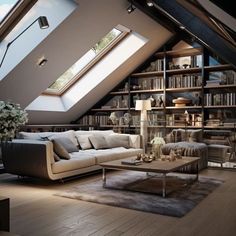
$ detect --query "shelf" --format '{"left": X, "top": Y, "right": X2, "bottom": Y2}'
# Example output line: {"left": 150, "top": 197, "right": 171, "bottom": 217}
{"left": 155, "top": 47, "right": 202, "bottom": 58}
{"left": 204, "top": 64, "right": 232, "bottom": 72}
{"left": 110, "top": 91, "right": 129, "bottom": 95}
{"left": 91, "top": 108, "right": 129, "bottom": 112}
{"left": 204, "top": 84, "right": 236, "bottom": 89}
{"left": 204, "top": 125, "right": 235, "bottom": 129}
{"left": 166, "top": 125, "right": 202, "bottom": 129}
{"left": 130, "top": 89, "right": 164, "bottom": 94}
{"left": 166, "top": 87, "right": 202, "bottom": 92}
{"left": 131, "top": 71, "right": 164, "bottom": 77}
{"left": 166, "top": 67, "right": 201, "bottom": 75}
{"left": 166, "top": 106, "right": 202, "bottom": 109}
{"left": 204, "top": 105, "right": 236, "bottom": 109}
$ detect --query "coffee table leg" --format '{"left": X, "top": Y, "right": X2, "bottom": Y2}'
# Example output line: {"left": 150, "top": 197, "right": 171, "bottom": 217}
{"left": 162, "top": 173, "right": 166, "bottom": 197}
{"left": 102, "top": 168, "right": 106, "bottom": 187}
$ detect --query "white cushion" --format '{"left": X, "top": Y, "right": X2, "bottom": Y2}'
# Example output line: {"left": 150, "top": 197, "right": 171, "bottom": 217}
{"left": 89, "top": 135, "right": 109, "bottom": 149}
{"left": 106, "top": 134, "right": 130, "bottom": 148}
{"left": 76, "top": 134, "right": 93, "bottom": 150}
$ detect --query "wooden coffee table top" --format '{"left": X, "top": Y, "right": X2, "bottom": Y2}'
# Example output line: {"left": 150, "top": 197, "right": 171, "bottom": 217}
{"left": 100, "top": 156, "right": 200, "bottom": 174}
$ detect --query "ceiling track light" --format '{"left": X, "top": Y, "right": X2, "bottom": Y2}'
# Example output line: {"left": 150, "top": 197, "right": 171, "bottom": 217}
{"left": 127, "top": 4, "right": 136, "bottom": 14}
{"left": 146, "top": 0, "right": 154, "bottom": 7}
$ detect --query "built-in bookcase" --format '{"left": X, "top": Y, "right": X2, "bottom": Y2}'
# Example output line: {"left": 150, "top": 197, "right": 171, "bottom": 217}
{"left": 76, "top": 41, "right": 236, "bottom": 142}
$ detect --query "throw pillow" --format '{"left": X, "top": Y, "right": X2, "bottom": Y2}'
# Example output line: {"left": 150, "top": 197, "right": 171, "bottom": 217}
{"left": 49, "top": 130, "right": 78, "bottom": 147}
{"left": 106, "top": 134, "right": 130, "bottom": 148}
{"left": 165, "top": 132, "right": 174, "bottom": 143}
{"left": 76, "top": 135, "right": 93, "bottom": 150}
{"left": 53, "top": 152, "right": 61, "bottom": 162}
{"left": 189, "top": 129, "right": 203, "bottom": 142}
{"left": 49, "top": 137, "right": 78, "bottom": 153}
{"left": 51, "top": 139, "right": 71, "bottom": 160}
{"left": 89, "top": 135, "right": 109, "bottom": 149}
{"left": 172, "top": 129, "right": 184, "bottom": 142}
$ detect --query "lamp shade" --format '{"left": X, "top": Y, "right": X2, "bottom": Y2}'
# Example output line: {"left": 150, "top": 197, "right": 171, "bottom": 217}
{"left": 135, "top": 100, "right": 151, "bottom": 111}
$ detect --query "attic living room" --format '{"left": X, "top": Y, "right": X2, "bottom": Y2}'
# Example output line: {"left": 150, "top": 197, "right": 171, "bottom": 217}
{"left": 0, "top": 0, "right": 236, "bottom": 235}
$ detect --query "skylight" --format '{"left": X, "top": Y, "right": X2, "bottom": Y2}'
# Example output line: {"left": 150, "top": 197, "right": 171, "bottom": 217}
{"left": 0, "top": 0, "right": 20, "bottom": 23}
{"left": 46, "top": 27, "right": 126, "bottom": 94}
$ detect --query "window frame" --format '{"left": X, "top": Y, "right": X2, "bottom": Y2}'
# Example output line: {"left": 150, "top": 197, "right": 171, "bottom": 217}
{"left": 0, "top": 0, "right": 38, "bottom": 41}
{"left": 43, "top": 27, "right": 129, "bottom": 96}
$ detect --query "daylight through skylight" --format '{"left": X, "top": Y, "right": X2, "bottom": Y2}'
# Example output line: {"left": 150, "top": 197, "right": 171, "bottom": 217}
{"left": 46, "top": 27, "right": 126, "bottom": 94}
{"left": 0, "top": 0, "right": 20, "bottom": 23}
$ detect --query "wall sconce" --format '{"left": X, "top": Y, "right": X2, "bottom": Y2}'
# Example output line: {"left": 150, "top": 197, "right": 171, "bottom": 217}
{"left": 0, "top": 16, "right": 49, "bottom": 68}
{"left": 135, "top": 100, "right": 152, "bottom": 153}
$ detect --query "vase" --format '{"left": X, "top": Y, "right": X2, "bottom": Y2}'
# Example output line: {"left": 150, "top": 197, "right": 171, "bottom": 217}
{"left": 152, "top": 144, "right": 163, "bottom": 160}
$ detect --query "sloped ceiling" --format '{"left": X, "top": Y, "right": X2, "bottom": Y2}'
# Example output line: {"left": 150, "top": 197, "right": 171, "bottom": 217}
{"left": 131, "top": 0, "right": 236, "bottom": 68}
{"left": 0, "top": 0, "right": 172, "bottom": 124}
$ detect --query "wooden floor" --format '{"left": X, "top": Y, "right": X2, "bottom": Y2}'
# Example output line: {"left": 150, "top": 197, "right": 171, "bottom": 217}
{"left": 0, "top": 168, "right": 236, "bottom": 236}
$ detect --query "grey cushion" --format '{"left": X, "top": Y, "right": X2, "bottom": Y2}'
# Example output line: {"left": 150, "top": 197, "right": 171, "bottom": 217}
{"left": 89, "top": 135, "right": 109, "bottom": 149}
{"left": 51, "top": 139, "right": 71, "bottom": 160}
{"left": 49, "top": 137, "right": 78, "bottom": 153}
{"left": 106, "top": 134, "right": 130, "bottom": 148}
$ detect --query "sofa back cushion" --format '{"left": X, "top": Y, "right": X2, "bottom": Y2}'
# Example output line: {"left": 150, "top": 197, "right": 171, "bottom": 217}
{"left": 18, "top": 130, "right": 78, "bottom": 147}
{"left": 166, "top": 129, "right": 203, "bottom": 143}
{"left": 51, "top": 139, "right": 71, "bottom": 160}
{"left": 76, "top": 135, "right": 93, "bottom": 150}
{"left": 18, "top": 131, "right": 54, "bottom": 140}
{"left": 89, "top": 135, "right": 109, "bottom": 149}
{"left": 106, "top": 134, "right": 130, "bottom": 148}
{"left": 49, "top": 137, "right": 79, "bottom": 153}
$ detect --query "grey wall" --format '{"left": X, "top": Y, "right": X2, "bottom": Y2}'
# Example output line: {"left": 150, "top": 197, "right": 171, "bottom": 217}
{"left": 0, "top": 0, "right": 173, "bottom": 124}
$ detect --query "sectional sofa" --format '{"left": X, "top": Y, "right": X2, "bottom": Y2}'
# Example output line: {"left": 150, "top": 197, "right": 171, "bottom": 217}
{"left": 2, "top": 130, "right": 142, "bottom": 180}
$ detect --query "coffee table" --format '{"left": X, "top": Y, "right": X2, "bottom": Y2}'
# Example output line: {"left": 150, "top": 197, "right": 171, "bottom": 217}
{"left": 100, "top": 156, "right": 200, "bottom": 197}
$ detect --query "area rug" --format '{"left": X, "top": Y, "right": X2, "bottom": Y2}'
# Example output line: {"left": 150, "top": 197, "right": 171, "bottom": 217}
{"left": 55, "top": 171, "right": 223, "bottom": 217}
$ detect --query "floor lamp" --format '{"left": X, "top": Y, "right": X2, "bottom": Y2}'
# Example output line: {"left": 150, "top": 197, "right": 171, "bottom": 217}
{"left": 135, "top": 100, "right": 151, "bottom": 153}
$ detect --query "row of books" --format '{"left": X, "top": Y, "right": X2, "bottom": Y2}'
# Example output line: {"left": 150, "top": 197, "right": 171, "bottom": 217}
{"left": 167, "top": 75, "right": 202, "bottom": 88}
{"left": 166, "top": 113, "right": 202, "bottom": 127}
{"left": 142, "top": 59, "right": 164, "bottom": 72}
{"left": 207, "top": 70, "right": 236, "bottom": 86}
{"left": 133, "top": 77, "right": 164, "bottom": 90}
{"left": 78, "top": 115, "right": 110, "bottom": 126}
{"left": 204, "top": 93, "right": 236, "bottom": 106}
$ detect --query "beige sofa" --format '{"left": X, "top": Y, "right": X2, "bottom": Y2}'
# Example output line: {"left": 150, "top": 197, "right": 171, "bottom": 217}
{"left": 2, "top": 130, "right": 142, "bottom": 180}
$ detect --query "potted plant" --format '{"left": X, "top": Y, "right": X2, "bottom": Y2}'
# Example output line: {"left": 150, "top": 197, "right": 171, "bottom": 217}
{"left": 0, "top": 101, "right": 28, "bottom": 165}
{"left": 150, "top": 136, "right": 165, "bottom": 159}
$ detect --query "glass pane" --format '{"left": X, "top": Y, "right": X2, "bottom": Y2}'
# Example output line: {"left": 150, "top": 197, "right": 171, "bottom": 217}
{"left": 0, "top": 0, "right": 20, "bottom": 23}
{"left": 47, "top": 28, "right": 122, "bottom": 92}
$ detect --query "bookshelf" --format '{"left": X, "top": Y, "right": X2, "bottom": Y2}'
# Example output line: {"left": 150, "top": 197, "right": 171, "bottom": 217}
{"left": 77, "top": 42, "right": 236, "bottom": 142}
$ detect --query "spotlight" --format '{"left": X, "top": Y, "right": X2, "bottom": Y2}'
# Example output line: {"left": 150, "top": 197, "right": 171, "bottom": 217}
{"left": 146, "top": 0, "right": 154, "bottom": 7}
{"left": 37, "top": 58, "right": 48, "bottom": 67}
{"left": 127, "top": 4, "right": 136, "bottom": 14}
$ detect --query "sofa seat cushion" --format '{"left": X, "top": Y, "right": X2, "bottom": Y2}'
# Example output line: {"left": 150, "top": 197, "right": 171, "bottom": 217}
{"left": 51, "top": 153, "right": 96, "bottom": 174}
{"left": 93, "top": 147, "right": 143, "bottom": 164}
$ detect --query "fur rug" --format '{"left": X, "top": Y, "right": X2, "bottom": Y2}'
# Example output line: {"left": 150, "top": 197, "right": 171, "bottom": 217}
{"left": 55, "top": 171, "right": 223, "bottom": 217}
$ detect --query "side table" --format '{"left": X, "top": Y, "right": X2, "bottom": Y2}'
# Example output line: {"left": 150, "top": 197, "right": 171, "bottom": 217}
{"left": 0, "top": 197, "right": 9, "bottom": 232}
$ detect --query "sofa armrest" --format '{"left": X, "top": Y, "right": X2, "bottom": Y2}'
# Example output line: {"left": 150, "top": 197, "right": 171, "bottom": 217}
{"left": 128, "top": 134, "right": 141, "bottom": 149}
{"left": 2, "top": 139, "right": 54, "bottom": 179}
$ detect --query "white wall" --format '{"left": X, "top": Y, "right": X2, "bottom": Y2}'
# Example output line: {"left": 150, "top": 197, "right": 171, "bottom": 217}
{"left": 0, "top": 0, "right": 173, "bottom": 124}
